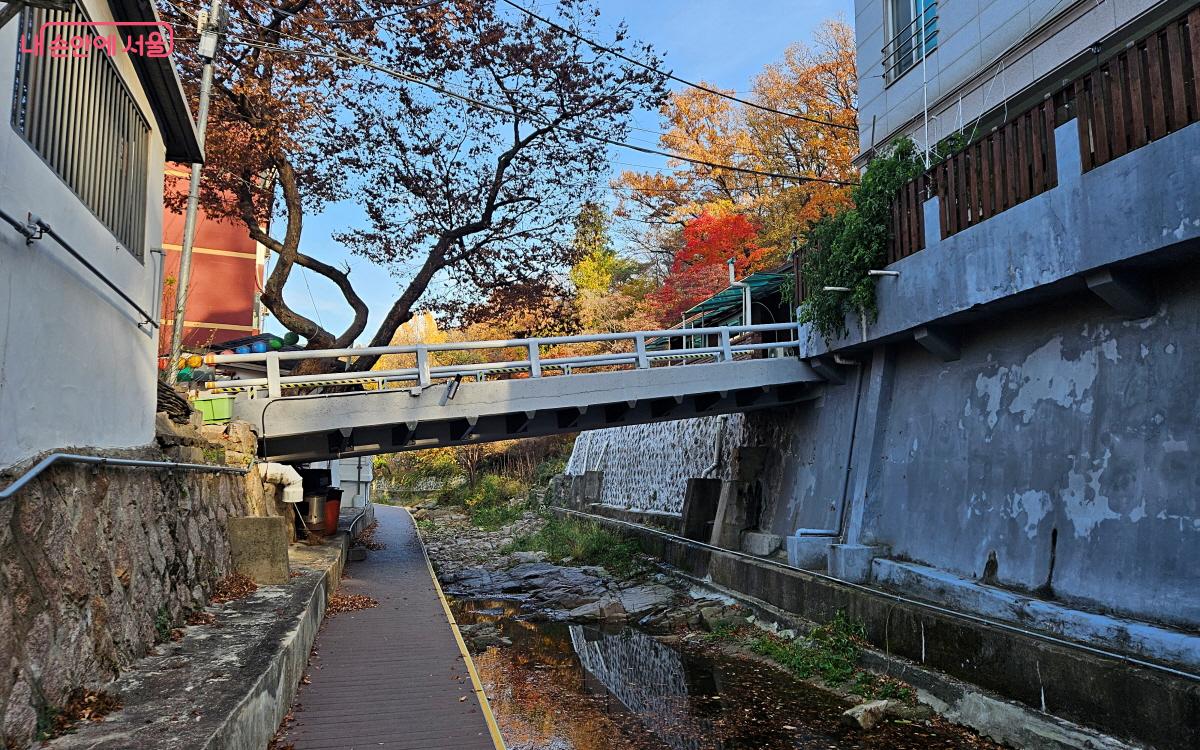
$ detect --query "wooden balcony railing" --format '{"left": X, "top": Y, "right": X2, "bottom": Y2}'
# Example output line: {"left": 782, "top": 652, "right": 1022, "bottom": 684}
{"left": 933, "top": 99, "right": 1059, "bottom": 240}
{"left": 883, "top": 8, "right": 1200, "bottom": 264}
{"left": 1076, "top": 9, "right": 1200, "bottom": 171}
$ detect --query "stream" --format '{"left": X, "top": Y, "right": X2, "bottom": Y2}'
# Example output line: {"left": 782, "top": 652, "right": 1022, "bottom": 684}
{"left": 452, "top": 599, "right": 998, "bottom": 750}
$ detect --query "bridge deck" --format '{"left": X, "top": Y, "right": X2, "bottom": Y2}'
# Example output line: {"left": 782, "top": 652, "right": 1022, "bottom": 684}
{"left": 280, "top": 506, "right": 503, "bottom": 750}
{"left": 237, "top": 357, "right": 823, "bottom": 462}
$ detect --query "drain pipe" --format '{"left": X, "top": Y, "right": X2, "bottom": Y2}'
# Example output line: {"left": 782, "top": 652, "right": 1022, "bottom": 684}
{"left": 257, "top": 462, "right": 304, "bottom": 503}
{"left": 703, "top": 414, "right": 729, "bottom": 478}
{"left": 727, "top": 259, "right": 751, "bottom": 327}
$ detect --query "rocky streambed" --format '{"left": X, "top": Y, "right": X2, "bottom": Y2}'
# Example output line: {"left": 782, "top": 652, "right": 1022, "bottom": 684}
{"left": 417, "top": 506, "right": 1006, "bottom": 749}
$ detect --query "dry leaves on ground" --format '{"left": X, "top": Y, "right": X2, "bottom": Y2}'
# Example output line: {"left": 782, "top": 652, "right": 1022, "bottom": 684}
{"left": 266, "top": 708, "right": 295, "bottom": 750}
{"left": 354, "top": 520, "right": 387, "bottom": 551}
{"left": 39, "top": 689, "right": 123, "bottom": 740}
{"left": 327, "top": 593, "right": 379, "bottom": 615}
{"left": 186, "top": 610, "right": 218, "bottom": 626}
{"left": 210, "top": 573, "right": 257, "bottom": 604}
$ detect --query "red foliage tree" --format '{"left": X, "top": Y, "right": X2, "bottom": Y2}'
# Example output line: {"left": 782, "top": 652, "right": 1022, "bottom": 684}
{"left": 647, "top": 212, "right": 768, "bottom": 324}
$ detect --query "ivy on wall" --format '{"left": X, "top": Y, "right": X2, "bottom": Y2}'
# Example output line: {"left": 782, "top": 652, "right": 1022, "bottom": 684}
{"left": 799, "top": 137, "right": 958, "bottom": 341}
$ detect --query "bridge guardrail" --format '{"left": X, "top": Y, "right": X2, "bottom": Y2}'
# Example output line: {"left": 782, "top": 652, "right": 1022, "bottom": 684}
{"left": 203, "top": 322, "right": 804, "bottom": 398}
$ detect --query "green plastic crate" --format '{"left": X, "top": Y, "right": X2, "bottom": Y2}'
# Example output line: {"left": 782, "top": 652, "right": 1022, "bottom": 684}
{"left": 195, "top": 396, "right": 234, "bottom": 424}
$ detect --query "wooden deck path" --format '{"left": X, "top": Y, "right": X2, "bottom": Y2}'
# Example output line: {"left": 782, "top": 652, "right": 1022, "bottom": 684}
{"left": 280, "top": 505, "right": 504, "bottom": 750}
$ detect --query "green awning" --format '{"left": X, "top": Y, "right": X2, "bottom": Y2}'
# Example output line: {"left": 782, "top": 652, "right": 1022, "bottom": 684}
{"left": 683, "top": 272, "right": 788, "bottom": 319}
{"left": 646, "top": 272, "right": 790, "bottom": 351}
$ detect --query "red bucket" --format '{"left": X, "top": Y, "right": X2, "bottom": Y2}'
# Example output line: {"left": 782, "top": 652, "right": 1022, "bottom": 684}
{"left": 323, "top": 488, "right": 344, "bottom": 534}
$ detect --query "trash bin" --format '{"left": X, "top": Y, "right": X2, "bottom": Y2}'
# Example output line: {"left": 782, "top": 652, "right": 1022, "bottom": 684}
{"left": 324, "top": 487, "right": 344, "bottom": 535}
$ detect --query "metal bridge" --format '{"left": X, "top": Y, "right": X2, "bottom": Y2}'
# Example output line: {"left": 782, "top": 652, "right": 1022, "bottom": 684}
{"left": 203, "top": 323, "right": 824, "bottom": 463}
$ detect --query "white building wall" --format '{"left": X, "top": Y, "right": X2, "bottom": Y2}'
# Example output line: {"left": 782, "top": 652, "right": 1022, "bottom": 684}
{"left": 854, "top": 0, "right": 1164, "bottom": 159}
{"left": 0, "top": 0, "right": 168, "bottom": 468}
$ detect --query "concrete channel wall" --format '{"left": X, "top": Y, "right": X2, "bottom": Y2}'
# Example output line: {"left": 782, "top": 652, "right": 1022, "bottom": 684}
{"left": 562, "top": 117, "right": 1200, "bottom": 741}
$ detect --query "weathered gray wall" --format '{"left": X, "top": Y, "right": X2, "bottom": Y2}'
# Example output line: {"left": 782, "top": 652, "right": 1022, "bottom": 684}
{"left": 857, "top": 276, "right": 1200, "bottom": 628}
{"left": 566, "top": 269, "right": 1200, "bottom": 629}
{"left": 0, "top": 441, "right": 263, "bottom": 748}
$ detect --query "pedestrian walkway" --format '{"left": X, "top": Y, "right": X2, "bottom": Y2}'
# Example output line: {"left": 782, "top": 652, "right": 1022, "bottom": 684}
{"left": 280, "top": 505, "right": 504, "bottom": 749}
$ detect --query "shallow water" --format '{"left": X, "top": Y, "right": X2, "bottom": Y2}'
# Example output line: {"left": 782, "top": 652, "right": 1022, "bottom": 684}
{"left": 452, "top": 599, "right": 999, "bottom": 750}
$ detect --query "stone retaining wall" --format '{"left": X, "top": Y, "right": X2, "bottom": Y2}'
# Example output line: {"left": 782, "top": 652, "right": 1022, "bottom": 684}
{"left": 0, "top": 417, "right": 277, "bottom": 748}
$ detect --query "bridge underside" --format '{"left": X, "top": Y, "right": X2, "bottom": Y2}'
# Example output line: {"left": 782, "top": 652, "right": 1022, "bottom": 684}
{"left": 233, "top": 358, "right": 823, "bottom": 462}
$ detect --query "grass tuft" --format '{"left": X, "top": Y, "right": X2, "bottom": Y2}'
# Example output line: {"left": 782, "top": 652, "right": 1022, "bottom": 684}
{"left": 504, "top": 515, "right": 645, "bottom": 577}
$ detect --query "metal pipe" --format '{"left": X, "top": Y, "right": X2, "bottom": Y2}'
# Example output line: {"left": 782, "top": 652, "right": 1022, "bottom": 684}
{"left": 0, "top": 210, "right": 158, "bottom": 331}
{"left": 727, "top": 259, "right": 752, "bottom": 327}
{"left": 1, "top": 452, "right": 249, "bottom": 501}
{"left": 703, "top": 414, "right": 729, "bottom": 478}
{"left": 555, "top": 508, "right": 1200, "bottom": 683}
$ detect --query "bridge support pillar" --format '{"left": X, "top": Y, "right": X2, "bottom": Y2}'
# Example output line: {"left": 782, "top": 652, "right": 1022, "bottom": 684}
{"left": 709, "top": 480, "right": 750, "bottom": 550}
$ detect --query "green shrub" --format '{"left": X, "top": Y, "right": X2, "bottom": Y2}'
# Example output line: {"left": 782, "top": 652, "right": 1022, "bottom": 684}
{"left": 532, "top": 455, "right": 568, "bottom": 488}
{"left": 748, "top": 611, "right": 867, "bottom": 686}
{"left": 460, "top": 474, "right": 529, "bottom": 529}
{"left": 504, "top": 515, "right": 644, "bottom": 577}
{"left": 800, "top": 139, "right": 927, "bottom": 340}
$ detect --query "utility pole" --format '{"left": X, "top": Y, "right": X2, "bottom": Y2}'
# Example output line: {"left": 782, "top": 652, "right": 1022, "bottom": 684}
{"left": 167, "top": 0, "right": 228, "bottom": 383}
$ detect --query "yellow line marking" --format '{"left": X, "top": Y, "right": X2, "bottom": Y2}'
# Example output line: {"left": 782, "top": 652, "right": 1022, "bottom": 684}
{"left": 407, "top": 508, "right": 507, "bottom": 750}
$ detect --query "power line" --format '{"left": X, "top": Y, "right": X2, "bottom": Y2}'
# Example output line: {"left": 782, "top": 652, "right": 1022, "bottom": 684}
{"left": 496, "top": 0, "right": 857, "bottom": 133}
{"left": 169, "top": 0, "right": 856, "bottom": 185}
{"left": 213, "top": 29, "right": 857, "bottom": 186}
{"left": 240, "top": 0, "right": 449, "bottom": 26}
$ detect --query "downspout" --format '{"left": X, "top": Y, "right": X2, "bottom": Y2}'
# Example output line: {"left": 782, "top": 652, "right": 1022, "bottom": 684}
{"left": 257, "top": 462, "right": 303, "bottom": 504}
{"left": 703, "top": 414, "right": 729, "bottom": 478}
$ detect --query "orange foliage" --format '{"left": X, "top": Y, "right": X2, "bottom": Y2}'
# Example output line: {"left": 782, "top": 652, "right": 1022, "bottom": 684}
{"left": 616, "top": 19, "right": 858, "bottom": 265}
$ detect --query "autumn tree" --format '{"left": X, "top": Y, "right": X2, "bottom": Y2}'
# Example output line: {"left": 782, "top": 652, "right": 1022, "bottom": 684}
{"left": 645, "top": 211, "right": 768, "bottom": 325}
{"left": 164, "top": 0, "right": 664, "bottom": 374}
{"left": 161, "top": 0, "right": 378, "bottom": 355}
{"left": 616, "top": 18, "right": 858, "bottom": 266}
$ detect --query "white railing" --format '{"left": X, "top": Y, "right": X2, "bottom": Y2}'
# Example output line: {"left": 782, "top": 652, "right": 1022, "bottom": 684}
{"left": 203, "top": 322, "right": 803, "bottom": 398}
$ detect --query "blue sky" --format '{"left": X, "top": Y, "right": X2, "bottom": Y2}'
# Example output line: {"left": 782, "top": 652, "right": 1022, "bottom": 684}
{"left": 267, "top": 0, "right": 853, "bottom": 340}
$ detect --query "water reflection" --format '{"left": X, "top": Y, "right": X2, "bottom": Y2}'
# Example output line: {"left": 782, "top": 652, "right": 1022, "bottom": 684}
{"left": 569, "top": 625, "right": 701, "bottom": 750}
{"left": 453, "top": 599, "right": 993, "bottom": 750}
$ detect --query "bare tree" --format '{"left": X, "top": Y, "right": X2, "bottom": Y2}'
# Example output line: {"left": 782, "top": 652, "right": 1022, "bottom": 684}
{"left": 163, "top": 0, "right": 664, "bottom": 375}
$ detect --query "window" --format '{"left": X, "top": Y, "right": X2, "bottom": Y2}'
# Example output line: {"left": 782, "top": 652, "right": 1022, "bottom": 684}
{"left": 11, "top": 3, "right": 150, "bottom": 260}
{"left": 884, "top": 0, "right": 938, "bottom": 84}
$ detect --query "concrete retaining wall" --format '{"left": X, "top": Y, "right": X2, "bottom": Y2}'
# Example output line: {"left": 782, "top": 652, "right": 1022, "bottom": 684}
{"left": 563, "top": 122, "right": 1200, "bottom": 639}
{"left": 568, "top": 510, "right": 1198, "bottom": 750}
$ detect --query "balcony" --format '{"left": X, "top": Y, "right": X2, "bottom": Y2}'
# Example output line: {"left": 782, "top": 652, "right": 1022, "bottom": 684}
{"left": 800, "top": 9, "right": 1200, "bottom": 360}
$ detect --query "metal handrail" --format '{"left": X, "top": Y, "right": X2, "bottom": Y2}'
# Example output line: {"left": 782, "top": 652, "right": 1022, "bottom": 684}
{"left": 206, "top": 322, "right": 802, "bottom": 365}
{"left": 0, "top": 208, "right": 158, "bottom": 330}
{"left": 0, "top": 452, "right": 249, "bottom": 501}
{"left": 203, "top": 322, "right": 804, "bottom": 397}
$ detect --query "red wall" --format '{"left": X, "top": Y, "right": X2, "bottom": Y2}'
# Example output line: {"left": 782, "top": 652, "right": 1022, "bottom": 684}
{"left": 160, "top": 169, "right": 263, "bottom": 353}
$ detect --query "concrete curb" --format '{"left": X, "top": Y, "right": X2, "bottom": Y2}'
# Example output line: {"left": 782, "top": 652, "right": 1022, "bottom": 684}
{"left": 49, "top": 535, "right": 348, "bottom": 750}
